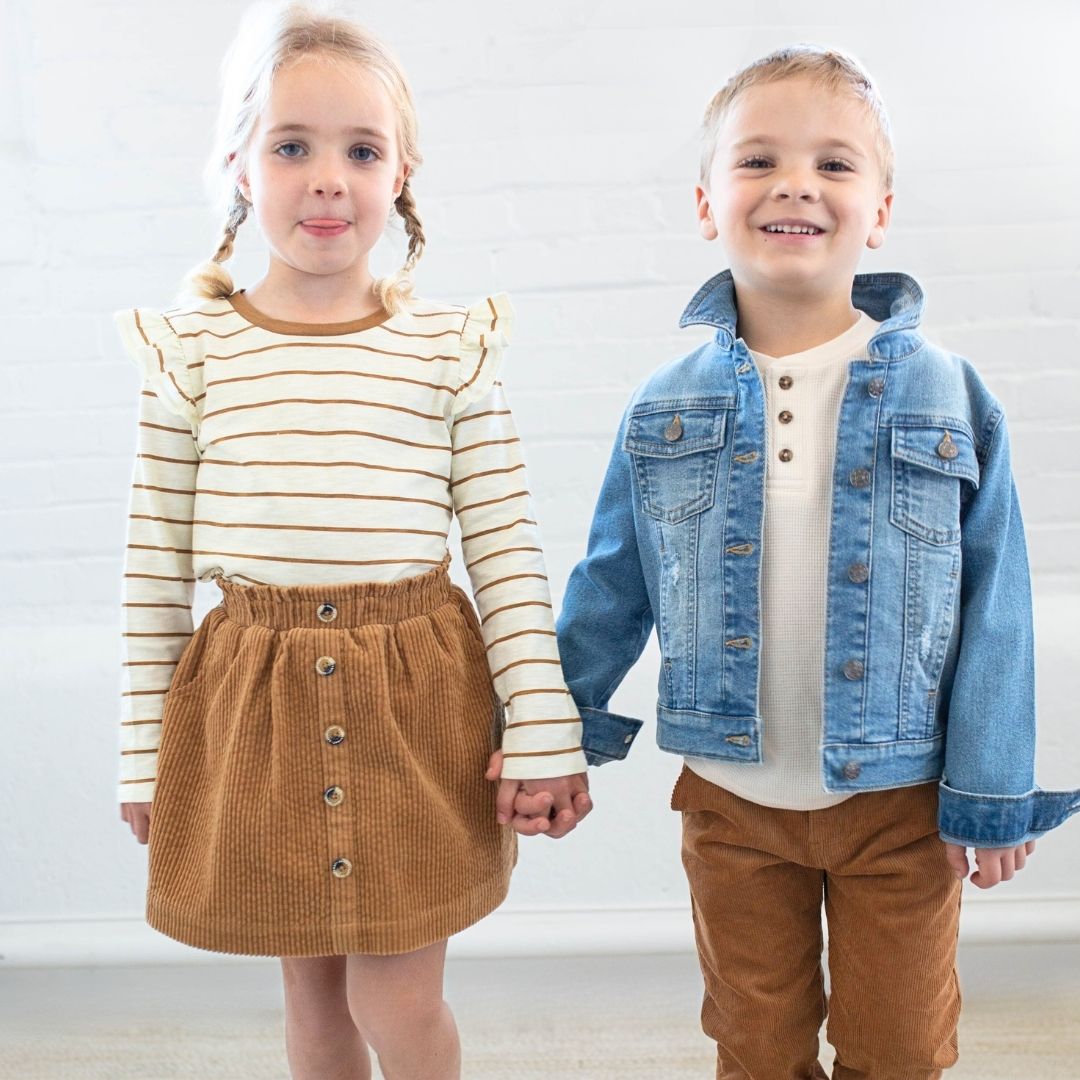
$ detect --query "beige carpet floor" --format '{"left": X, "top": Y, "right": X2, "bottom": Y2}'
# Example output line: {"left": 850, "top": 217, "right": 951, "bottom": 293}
{"left": 1, "top": 949, "right": 1078, "bottom": 1079}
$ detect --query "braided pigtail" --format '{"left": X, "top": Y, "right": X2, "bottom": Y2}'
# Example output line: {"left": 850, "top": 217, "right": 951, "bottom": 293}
{"left": 374, "top": 177, "right": 426, "bottom": 316}
{"left": 179, "top": 190, "right": 250, "bottom": 301}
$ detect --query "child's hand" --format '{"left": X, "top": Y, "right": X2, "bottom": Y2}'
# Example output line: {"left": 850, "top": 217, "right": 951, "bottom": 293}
{"left": 944, "top": 840, "right": 1036, "bottom": 888}
{"left": 121, "top": 802, "right": 152, "bottom": 845}
{"left": 485, "top": 750, "right": 592, "bottom": 839}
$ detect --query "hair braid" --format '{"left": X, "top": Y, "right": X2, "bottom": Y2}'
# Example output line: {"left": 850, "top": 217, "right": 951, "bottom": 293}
{"left": 180, "top": 189, "right": 250, "bottom": 301}
{"left": 375, "top": 177, "right": 425, "bottom": 315}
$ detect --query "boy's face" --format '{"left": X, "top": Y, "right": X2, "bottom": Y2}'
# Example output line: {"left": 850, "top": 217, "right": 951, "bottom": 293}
{"left": 696, "top": 76, "right": 892, "bottom": 301}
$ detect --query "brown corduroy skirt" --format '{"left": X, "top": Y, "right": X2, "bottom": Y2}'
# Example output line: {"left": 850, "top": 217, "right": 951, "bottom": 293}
{"left": 145, "top": 558, "right": 516, "bottom": 957}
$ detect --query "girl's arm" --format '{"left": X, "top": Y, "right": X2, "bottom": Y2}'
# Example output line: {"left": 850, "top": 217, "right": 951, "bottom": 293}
{"left": 450, "top": 297, "right": 588, "bottom": 782}
{"left": 115, "top": 310, "right": 200, "bottom": 804}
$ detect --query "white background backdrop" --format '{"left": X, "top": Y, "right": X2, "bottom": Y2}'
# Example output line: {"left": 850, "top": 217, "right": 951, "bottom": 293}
{"left": 1, "top": 0, "right": 1078, "bottom": 965}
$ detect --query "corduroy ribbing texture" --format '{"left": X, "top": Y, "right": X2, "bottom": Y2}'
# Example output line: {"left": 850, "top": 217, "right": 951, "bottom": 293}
{"left": 673, "top": 766, "right": 962, "bottom": 1080}
{"left": 145, "top": 557, "right": 516, "bottom": 957}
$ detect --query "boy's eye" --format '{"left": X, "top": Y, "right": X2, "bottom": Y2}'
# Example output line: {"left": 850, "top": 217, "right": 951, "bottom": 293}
{"left": 737, "top": 156, "right": 772, "bottom": 169}
{"left": 350, "top": 145, "right": 379, "bottom": 163}
{"left": 821, "top": 158, "right": 854, "bottom": 172}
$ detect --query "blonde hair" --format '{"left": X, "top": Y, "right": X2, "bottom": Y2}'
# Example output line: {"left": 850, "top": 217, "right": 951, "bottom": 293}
{"left": 700, "top": 44, "right": 894, "bottom": 193}
{"left": 181, "top": 1, "right": 424, "bottom": 314}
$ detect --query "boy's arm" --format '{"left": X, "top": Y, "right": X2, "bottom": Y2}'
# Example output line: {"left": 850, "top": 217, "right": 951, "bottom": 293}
{"left": 556, "top": 405, "right": 653, "bottom": 765}
{"left": 938, "top": 408, "right": 1080, "bottom": 846}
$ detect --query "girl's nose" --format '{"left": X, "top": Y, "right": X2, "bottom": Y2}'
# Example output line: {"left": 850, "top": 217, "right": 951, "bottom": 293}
{"left": 308, "top": 163, "right": 347, "bottom": 198}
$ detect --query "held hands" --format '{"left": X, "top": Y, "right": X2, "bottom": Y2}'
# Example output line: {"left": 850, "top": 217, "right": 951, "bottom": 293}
{"left": 486, "top": 750, "right": 592, "bottom": 839}
{"left": 944, "top": 840, "right": 1036, "bottom": 888}
{"left": 121, "top": 802, "right": 152, "bottom": 845}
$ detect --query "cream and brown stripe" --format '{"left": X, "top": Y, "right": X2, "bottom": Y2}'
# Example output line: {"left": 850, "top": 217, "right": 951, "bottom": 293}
{"left": 115, "top": 292, "right": 585, "bottom": 802}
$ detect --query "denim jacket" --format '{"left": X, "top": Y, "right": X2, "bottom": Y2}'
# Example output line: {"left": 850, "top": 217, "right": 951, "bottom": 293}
{"left": 556, "top": 270, "right": 1080, "bottom": 848}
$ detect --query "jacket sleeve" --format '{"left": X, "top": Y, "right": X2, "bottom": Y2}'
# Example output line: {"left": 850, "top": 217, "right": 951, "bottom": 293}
{"left": 938, "top": 408, "right": 1080, "bottom": 846}
{"left": 555, "top": 403, "right": 653, "bottom": 765}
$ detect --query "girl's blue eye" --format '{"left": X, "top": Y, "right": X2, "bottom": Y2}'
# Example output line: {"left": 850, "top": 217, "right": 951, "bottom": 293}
{"left": 275, "top": 142, "right": 305, "bottom": 158}
{"left": 350, "top": 145, "right": 378, "bottom": 162}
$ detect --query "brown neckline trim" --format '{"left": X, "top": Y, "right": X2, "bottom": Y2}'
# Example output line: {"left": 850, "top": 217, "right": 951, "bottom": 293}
{"left": 227, "top": 290, "right": 391, "bottom": 336}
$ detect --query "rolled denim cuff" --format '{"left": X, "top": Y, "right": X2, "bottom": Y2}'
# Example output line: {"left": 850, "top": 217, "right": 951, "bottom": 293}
{"left": 580, "top": 706, "right": 644, "bottom": 766}
{"left": 937, "top": 781, "right": 1080, "bottom": 847}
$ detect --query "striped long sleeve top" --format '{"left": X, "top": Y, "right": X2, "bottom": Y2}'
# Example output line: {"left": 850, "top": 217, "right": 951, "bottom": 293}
{"left": 115, "top": 290, "right": 587, "bottom": 802}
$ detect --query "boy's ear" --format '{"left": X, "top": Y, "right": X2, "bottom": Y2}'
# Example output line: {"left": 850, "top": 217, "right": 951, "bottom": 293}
{"left": 696, "top": 185, "right": 719, "bottom": 242}
{"left": 866, "top": 191, "right": 894, "bottom": 251}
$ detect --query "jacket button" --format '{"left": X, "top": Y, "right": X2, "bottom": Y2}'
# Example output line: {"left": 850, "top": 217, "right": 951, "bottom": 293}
{"left": 324, "top": 786, "right": 345, "bottom": 807}
{"left": 778, "top": 375, "right": 793, "bottom": 389}
{"left": 847, "top": 563, "right": 869, "bottom": 583}
{"left": 778, "top": 410, "right": 793, "bottom": 424}
{"left": 842, "top": 761, "right": 862, "bottom": 780}
{"left": 317, "top": 602, "right": 337, "bottom": 622}
{"left": 867, "top": 377, "right": 885, "bottom": 398}
{"left": 937, "top": 431, "right": 959, "bottom": 459}
{"left": 843, "top": 659, "right": 865, "bottom": 680}
{"left": 778, "top": 448, "right": 794, "bottom": 462}
{"left": 623, "top": 733, "right": 634, "bottom": 744}
{"left": 663, "top": 414, "right": 683, "bottom": 441}
{"left": 325, "top": 725, "right": 346, "bottom": 745}
{"left": 331, "top": 857, "right": 352, "bottom": 878}
{"left": 315, "top": 656, "right": 336, "bottom": 676}
{"left": 725, "top": 734, "right": 751, "bottom": 747}
{"left": 849, "top": 468, "right": 871, "bottom": 488}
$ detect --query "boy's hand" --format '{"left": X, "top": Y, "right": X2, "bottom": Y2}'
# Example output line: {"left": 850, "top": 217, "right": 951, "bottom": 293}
{"left": 944, "top": 840, "right": 1036, "bottom": 888}
{"left": 121, "top": 802, "right": 152, "bottom": 845}
{"left": 485, "top": 750, "right": 592, "bottom": 839}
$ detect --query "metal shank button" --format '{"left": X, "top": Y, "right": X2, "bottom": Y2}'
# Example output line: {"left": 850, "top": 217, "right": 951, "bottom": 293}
{"left": 842, "top": 761, "right": 862, "bottom": 780}
{"left": 316, "top": 656, "right": 337, "bottom": 676}
{"left": 843, "top": 659, "right": 865, "bottom": 681}
{"left": 937, "top": 431, "right": 959, "bottom": 460}
{"left": 331, "top": 857, "right": 352, "bottom": 878}
{"left": 867, "top": 377, "right": 885, "bottom": 398}
{"left": 847, "top": 563, "right": 870, "bottom": 584}
{"left": 317, "top": 602, "right": 338, "bottom": 623}
{"left": 849, "top": 468, "right": 871, "bottom": 488}
{"left": 324, "top": 786, "right": 345, "bottom": 807}
{"left": 663, "top": 414, "right": 684, "bottom": 442}
{"left": 325, "top": 725, "right": 346, "bottom": 746}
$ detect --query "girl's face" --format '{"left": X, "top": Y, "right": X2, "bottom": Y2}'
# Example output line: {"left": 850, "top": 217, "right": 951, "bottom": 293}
{"left": 239, "top": 54, "right": 408, "bottom": 289}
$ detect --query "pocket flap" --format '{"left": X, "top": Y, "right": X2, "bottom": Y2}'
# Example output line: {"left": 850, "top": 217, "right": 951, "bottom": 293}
{"left": 891, "top": 424, "right": 979, "bottom": 488}
{"left": 625, "top": 405, "right": 728, "bottom": 459}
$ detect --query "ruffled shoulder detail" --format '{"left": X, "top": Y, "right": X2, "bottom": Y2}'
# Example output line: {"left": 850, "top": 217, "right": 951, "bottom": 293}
{"left": 114, "top": 308, "right": 199, "bottom": 428}
{"left": 452, "top": 293, "right": 515, "bottom": 416}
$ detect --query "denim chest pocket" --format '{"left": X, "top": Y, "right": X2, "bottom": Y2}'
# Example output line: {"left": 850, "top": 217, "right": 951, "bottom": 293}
{"left": 624, "top": 402, "right": 729, "bottom": 524}
{"left": 889, "top": 421, "right": 980, "bottom": 545}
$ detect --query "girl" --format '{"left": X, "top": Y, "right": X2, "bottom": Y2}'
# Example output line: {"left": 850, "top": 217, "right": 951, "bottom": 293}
{"left": 115, "top": 4, "right": 589, "bottom": 1077}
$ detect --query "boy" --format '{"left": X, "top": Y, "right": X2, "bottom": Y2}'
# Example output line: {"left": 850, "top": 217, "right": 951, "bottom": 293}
{"left": 547, "top": 46, "right": 1080, "bottom": 1078}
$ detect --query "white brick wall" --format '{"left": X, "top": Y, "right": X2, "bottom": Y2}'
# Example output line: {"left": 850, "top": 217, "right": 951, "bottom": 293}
{"left": 2, "top": 1, "right": 1078, "bottom": 955}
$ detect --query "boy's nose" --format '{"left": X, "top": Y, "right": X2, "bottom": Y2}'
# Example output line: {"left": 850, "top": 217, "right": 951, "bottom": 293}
{"left": 771, "top": 171, "right": 820, "bottom": 201}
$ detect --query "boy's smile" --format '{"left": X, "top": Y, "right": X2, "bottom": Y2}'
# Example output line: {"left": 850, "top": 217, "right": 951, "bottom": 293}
{"left": 696, "top": 76, "right": 892, "bottom": 306}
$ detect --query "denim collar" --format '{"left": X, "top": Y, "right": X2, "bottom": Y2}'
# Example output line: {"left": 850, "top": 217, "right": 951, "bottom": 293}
{"left": 678, "top": 269, "right": 926, "bottom": 361}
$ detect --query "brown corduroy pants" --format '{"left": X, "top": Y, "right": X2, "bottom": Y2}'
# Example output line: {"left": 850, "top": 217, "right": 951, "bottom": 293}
{"left": 672, "top": 766, "right": 963, "bottom": 1080}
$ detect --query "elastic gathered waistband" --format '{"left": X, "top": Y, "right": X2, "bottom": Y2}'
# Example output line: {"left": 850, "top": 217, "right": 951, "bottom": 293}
{"left": 214, "top": 554, "right": 455, "bottom": 629}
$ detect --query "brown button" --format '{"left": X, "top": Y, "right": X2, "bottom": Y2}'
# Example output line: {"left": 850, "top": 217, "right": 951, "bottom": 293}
{"left": 317, "top": 602, "right": 337, "bottom": 623}
{"left": 843, "top": 659, "right": 865, "bottom": 681}
{"left": 324, "top": 786, "right": 345, "bottom": 807}
{"left": 849, "top": 468, "right": 871, "bottom": 488}
{"left": 937, "top": 431, "right": 959, "bottom": 460}
{"left": 315, "top": 656, "right": 337, "bottom": 676}
{"left": 778, "top": 375, "right": 794, "bottom": 389}
{"left": 867, "top": 377, "right": 885, "bottom": 398}
{"left": 778, "top": 448, "right": 793, "bottom": 462}
{"left": 331, "top": 857, "right": 352, "bottom": 878}
{"left": 847, "top": 563, "right": 870, "bottom": 584}
{"left": 724, "top": 636, "right": 753, "bottom": 650}
{"left": 842, "top": 761, "right": 862, "bottom": 780}
{"left": 324, "top": 725, "right": 346, "bottom": 746}
{"left": 725, "top": 735, "right": 751, "bottom": 747}
{"left": 778, "top": 410, "right": 793, "bottom": 424}
{"left": 663, "top": 414, "right": 683, "bottom": 442}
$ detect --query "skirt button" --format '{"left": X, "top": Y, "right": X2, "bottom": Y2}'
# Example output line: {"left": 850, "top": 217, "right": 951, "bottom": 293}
{"left": 317, "top": 602, "right": 338, "bottom": 623}
{"left": 324, "top": 786, "right": 345, "bottom": 807}
{"left": 315, "top": 656, "right": 337, "bottom": 676}
{"left": 331, "top": 857, "right": 352, "bottom": 878}
{"left": 325, "top": 726, "right": 346, "bottom": 746}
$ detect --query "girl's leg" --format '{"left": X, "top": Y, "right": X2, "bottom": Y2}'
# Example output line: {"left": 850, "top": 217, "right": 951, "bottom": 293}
{"left": 280, "top": 954, "right": 373, "bottom": 1080}
{"left": 345, "top": 939, "right": 461, "bottom": 1080}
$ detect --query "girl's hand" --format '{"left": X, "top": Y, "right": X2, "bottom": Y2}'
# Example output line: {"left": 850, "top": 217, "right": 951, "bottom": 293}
{"left": 944, "top": 840, "right": 1036, "bottom": 888}
{"left": 120, "top": 802, "right": 152, "bottom": 845}
{"left": 485, "top": 751, "right": 592, "bottom": 839}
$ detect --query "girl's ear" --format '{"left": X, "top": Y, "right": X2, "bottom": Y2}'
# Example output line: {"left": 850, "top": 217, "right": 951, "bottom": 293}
{"left": 394, "top": 162, "right": 411, "bottom": 199}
